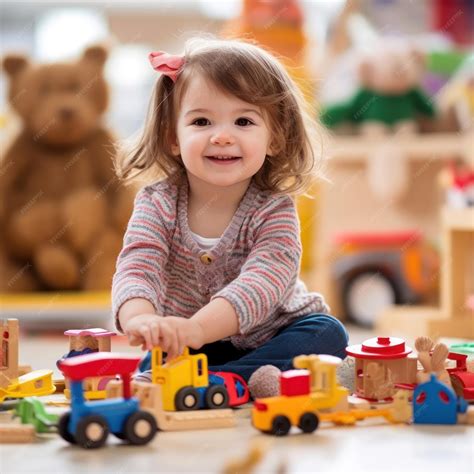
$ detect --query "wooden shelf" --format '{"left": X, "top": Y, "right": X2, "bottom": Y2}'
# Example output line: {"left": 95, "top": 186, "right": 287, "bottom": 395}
{"left": 442, "top": 207, "right": 474, "bottom": 231}
{"left": 376, "top": 206, "right": 474, "bottom": 340}
{"left": 377, "top": 306, "right": 474, "bottom": 340}
{"left": 327, "top": 132, "right": 474, "bottom": 163}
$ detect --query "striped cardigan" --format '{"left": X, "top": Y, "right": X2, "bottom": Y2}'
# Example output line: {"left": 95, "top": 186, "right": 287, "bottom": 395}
{"left": 112, "top": 178, "right": 329, "bottom": 349}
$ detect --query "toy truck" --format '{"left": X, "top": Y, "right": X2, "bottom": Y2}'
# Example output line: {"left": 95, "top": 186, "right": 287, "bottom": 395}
{"left": 58, "top": 353, "right": 157, "bottom": 449}
{"left": 252, "top": 355, "right": 349, "bottom": 436}
{"left": 138, "top": 350, "right": 249, "bottom": 407}
{"left": 149, "top": 347, "right": 230, "bottom": 411}
{"left": 331, "top": 231, "right": 438, "bottom": 326}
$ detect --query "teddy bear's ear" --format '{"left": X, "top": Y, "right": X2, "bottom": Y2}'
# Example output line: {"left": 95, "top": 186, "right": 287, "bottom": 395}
{"left": 2, "top": 54, "right": 29, "bottom": 78}
{"left": 81, "top": 45, "right": 108, "bottom": 69}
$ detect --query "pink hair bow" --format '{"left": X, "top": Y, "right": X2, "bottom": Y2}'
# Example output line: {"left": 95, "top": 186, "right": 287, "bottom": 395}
{"left": 148, "top": 51, "right": 185, "bottom": 82}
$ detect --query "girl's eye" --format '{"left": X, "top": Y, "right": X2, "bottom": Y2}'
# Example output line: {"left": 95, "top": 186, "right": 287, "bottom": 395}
{"left": 235, "top": 117, "right": 254, "bottom": 126}
{"left": 192, "top": 118, "right": 210, "bottom": 126}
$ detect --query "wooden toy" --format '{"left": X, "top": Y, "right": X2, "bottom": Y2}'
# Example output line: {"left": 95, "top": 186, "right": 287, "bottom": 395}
{"left": 58, "top": 328, "right": 116, "bottom": 400}
{"left": 130, "top": 381, "right": 235, "bottom": 431}
{"left": 14, "top": 397, "right": 58, "bottom": 433}
{"left": 58, "top": 352, "right": 157, "bottom": 449}
{"left": 149, "top": 346, "right": 229, "bottom": 411}
{"left": 413, "top": 374, "right": 468, "bottom": 425}
{"left": 0, "top": 423, "right": 36, "bottom": 443}
{"left": 252, "top": 355, "right": 349, "bottom": 436}
{"left": 138, "top": 351, "right": 249, "bottom": 407}
{"left": 447, "top": 352, "right": 474, "bottom": 401}
{"left": 106, "top": 348, "right": 240, "bottom": 432}
{"left": 0, "top": 318, "right": 55, "bottom": 402}
{"left": 332, "top": 231, "right": 438, "bottom": 327}
{"left": 346, "top": 336, "right": 417, "bottom": 401}
{"left": 414, "top": 336, "right": 451, "bottom": 387}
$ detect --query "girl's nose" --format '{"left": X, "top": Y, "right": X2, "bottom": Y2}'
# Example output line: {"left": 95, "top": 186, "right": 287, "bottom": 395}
{"left": 210, "top": 129, "right": 234, "bottom": 145}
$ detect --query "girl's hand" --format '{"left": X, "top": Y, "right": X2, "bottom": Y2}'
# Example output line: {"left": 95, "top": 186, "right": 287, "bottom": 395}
{"left": 123, "top": 314, "right": 205, "bottom": 360}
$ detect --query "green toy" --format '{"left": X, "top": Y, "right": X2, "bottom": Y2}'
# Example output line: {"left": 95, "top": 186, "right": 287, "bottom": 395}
{"left": 320, "top": 42, "right": 436, "bottom": 131}
{"left": 321, "top": 88, "right": 435, "bottom": 128}
{"left": 450, "top": 343, "right": 474, "bottom": 357}
{"left": 14, "top": 397, "right": 59, "bottom": 433}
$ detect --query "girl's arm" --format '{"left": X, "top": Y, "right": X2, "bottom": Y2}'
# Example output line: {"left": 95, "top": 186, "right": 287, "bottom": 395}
{"left": 112, "top": 187, "right": 170, "bottom": 332}
{"left": 118, "top": 297, "right": 157, "bottom": 332}
{"left": 191, "top": 297, "right": 239, "bottom": 344}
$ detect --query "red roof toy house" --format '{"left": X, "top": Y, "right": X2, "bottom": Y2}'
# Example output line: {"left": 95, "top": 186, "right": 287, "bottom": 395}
{"left": 346, "top": 336, "right": 418, "bottom": 401}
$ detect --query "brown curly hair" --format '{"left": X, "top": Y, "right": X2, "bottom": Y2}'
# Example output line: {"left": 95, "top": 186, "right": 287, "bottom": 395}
{"left": 116, "top": 37, "right": 325, "bottom": 196}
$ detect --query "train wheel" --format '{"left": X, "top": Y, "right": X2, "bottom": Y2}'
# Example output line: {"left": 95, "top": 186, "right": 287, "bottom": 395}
{"left": 58, "top": 413, "right": 76, "bottom": 444}
{"left": 75, "top": 415, "right": 109, "bottom": 449}
{"left": 123, "top": 411, "right": 157, "bottom": 445}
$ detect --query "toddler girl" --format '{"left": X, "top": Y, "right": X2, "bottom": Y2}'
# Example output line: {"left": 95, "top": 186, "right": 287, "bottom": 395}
{"left": 112, "top": 38, "right": 348, "bottom": 397}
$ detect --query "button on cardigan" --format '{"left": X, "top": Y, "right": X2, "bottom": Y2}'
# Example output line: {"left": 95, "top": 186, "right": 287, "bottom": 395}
{"left": 111, "top": 178, "right": 329, "bottom": 350}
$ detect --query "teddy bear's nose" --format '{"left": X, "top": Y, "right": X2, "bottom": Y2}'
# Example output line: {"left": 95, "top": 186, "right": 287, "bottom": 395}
{"left": 59, "top": 107, "right": 75, "bottom": 120}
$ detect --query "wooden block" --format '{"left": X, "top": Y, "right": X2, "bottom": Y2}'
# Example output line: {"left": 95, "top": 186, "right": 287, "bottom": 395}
{"left": 0, "top": 424, "right": 35, "bottom": 443}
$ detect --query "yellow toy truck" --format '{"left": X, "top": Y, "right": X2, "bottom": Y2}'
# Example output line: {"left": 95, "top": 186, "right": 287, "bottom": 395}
{"left": 150, "top": 347, "right": 229, "bottom": 411}
{"left": 252, "top": 354, "right": 349, "bottom": 436}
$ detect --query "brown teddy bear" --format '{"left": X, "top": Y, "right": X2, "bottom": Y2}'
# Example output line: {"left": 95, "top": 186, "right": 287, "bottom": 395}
{"left": 0, "top": 45, "right": 133, "bottom": 292}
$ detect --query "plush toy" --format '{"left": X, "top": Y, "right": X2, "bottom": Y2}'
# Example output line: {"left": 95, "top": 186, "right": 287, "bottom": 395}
{"left": 321, "top": 43, "right": 436, "bottom": 133}
{"left": 321, "top": 41, "right": 436, "bottom": 202}
{"left": 0, "top": 45, "right": 133, "bottom": 292}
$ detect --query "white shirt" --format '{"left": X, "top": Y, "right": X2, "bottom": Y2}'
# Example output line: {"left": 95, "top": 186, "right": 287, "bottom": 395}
{"left": 190, "top": 230, "right": 220, "bottom": 251}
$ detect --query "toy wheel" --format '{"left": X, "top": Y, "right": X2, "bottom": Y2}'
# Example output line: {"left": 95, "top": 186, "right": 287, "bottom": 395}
{"left": 123, "top": 411, "right": 157, "bottom": 445}
{"left": 343, "top": 270, "right": 399, "bottom": 327}
{"left": 205, "top": 385, "right": 229, "bottom": 409}
{"left": 175, "top": 386, "right": 200, "bottom": 411}
{"left": 298, "top": 412, "right": 319, "bottom": 433}
{"left": 75, "top": 415, "right": 109, "bottom": 449}
{"left": 58, "top": 413, "right": 76, "bottom": 444}
{"left": 271, "top": 415, "right": 291, "bottom": 436}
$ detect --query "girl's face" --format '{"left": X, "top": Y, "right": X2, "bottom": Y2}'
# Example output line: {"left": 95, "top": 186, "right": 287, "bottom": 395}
{"left": 172, "top": 74, "right": 272, "bottom": 190}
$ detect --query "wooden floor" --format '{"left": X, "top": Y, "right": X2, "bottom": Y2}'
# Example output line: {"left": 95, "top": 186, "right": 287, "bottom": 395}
{"left": 1, "top": 327, "right": 473, "bottom": 473}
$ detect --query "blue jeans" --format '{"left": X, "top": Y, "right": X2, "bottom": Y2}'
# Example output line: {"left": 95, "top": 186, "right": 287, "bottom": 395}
{"left": 194, "top": 313, "right": 348, "bottom": 382}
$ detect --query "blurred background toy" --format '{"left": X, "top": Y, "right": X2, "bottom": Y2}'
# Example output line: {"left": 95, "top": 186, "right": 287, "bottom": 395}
{"left": 0, "top": 45, "right": 133, "bottom": 293}
{"left": 331, "top": 231, "right": 439, "bottom": 327}
{"left": 321, "top": 39, "right": 436, "bottom": 203}
{"left": 439, "top": 158, "right": 474, "bottom": 208}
